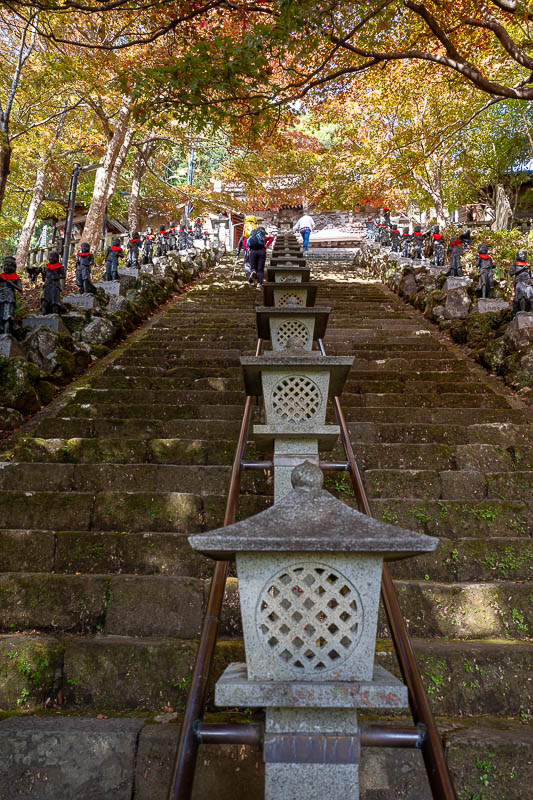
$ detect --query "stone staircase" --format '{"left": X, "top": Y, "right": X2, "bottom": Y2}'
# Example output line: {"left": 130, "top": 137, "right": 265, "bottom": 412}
{"left": 0, "top": 256, "right": 532, "bottom": 799}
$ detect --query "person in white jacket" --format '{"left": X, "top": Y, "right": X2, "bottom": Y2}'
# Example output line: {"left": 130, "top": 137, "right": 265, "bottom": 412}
{"left": 293, "top": 213, "right": 315, "bottom": 252}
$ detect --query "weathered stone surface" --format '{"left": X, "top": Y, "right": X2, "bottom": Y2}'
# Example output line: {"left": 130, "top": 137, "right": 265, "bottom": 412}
{"left": 399, "top": 271, "right": 417, "bottom": 297}
{"left": 63, "top": 293, "right": 97, "bottom": 310}
{"left": 81, "top": 317, "right": 117, "bottom": 346}
{"left": 0, "top": 634, "right": 63, "bottom": 707}
{"left": 504, "top": 311, "right": 533, "bottom": 349}
{"left": 24, "top": 326, "right": 60, "bottom": 370}
{"left": 475, "top": 298, "right": 510, "bottom": 314}
{"left": 22, "top": 314, "right": 68, "bottom": 333}
{"left": 118, "top": 267, "right": 140, "bottom": 279}
{"left": 0, "top": 716, "right": 142, "bottom": 799}
{"left": 0, "top": 334, "right": 27, "bottom": 359}
{"left": 443, "top": 277, "right": 472, "bottom": 292}
{"left": 94, "top": 280, "right": 124, "bottom": 296}
{"left": 0, "top": 356, "right": 40, "bottom": 414}
{"left": 0, "top": 407, "right": 24, "bottom": 430}
{"left": 107, "top": 295, "right": 128, "bottom": 311}
{"left": 443, "top": 288, "right": 471, "bottom": 319}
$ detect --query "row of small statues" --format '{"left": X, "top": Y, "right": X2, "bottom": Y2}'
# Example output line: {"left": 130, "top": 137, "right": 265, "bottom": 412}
{"left": 365, "top": 215, "right": 533, "bottom": 311}
{"left": 0, "top": 220, "right": 209, "bottom": 333}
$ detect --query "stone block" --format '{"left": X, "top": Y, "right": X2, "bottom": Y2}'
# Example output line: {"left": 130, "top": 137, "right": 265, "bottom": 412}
{"left": 504, "top": 311, "right": 533, "bottom": 349}
{"left": 62, "top": 293, "right": 97, "bottom": 310}
{"left": 399, "top": 272, "right": 417, "bottom": 297}
{"left": 94, "top": 280, "right": 124, "bottom": 296}
{"left": 140, "top": 264, "right": 154, "bottom": 275}
{"left": 0, "top": 334, "right": 27, "bottom": 359}
{"left": 443, "top": 277, "right": 472, "bottom": 292}
{"left": 429, "top": 264, "right": 447, "bottom": 276}
{"left": 108, "top": 294, "right": 128, "bottom": 311}
{"left": 475, "top": 298, "right": 510, "bottom": 314}
{"left": 22, "top": 314, "right": 68, "bottom": 334}
{"left": 0, "top": 716, "right": 142, "bottom": 799}
{"left": 118, "top": 267, "right": 140, "bottom": 278}
{"left": 443, "top": 289, "right": 471, "bottom": 319}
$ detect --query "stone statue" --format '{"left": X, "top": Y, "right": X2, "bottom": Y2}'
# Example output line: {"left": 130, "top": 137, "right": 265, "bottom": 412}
{"left": 167, "top": 223, "right": 178, "bottom": 252}
{"left": 412, "top": 225, "right": 424, "bottom": 260}
{"left": 186, "top": 226, "right": 194, "bottom": 249}
{"left": 365, "top": 218, "right": 375, "bottom": 240}
{"left": 156, "top": 226, "right": 168, "bottom": 258}
{"left": 460, "top": 229, "right": 472, "bottom": 248}
{"left": 75, "top": 242, "right": 97, "bottom": 294}
{"left": 447, "top": 237, "right": 464, "bottom": 276}
{"left": 126, "top": 232, "right": 142, "bottom": 268}
{"left": 383, "top": 208, "right": 391, "bottom": 226}
{"left": 104, "top": 236, "right": 124, "bottom": 281}
{"left": 142, "top": 228, "right": 155, "bottom": 264}
{"left": 390, "top": 225, "right": 400, "bottom": 253}
{"left": 380, "top": 223, "right": 391, "bottom": 247}
{"left": 0, "top": 255, "right": 22, "bottom": 334}
{"left": 511, "top": 249, "right": 533, "bottom": 312}
{"left": 431, "top": 226, "right": 445, "bottom": 266}
{"left": 476, "top": 243, "right": 493, "bottom": 298}
{"left": 41, "top": 250, "right": 65, "bottom": 314}
{"left": 178, "top": 226, "right": 187, "bottom": 250}
{"left": 401, "top": 228, "right": 411, "bottom": 257}
{"left": 193, "top": 218, "right": 203, "bottom": 239}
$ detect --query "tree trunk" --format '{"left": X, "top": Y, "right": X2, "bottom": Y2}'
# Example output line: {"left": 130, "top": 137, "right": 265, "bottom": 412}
{"left": 82, "top": 96, "right": 132, "bottom": 250}
{"left": 0, "top": 132, "right": 12, "bottom": 215}
{"left": 128, "top": 137, "right": 157, "bottom": 233}
{"left": 105, "top": 123, "right": 134, "bottom": 206}
{"left": 15, "top": 159, "right": 46, "bottom": 270}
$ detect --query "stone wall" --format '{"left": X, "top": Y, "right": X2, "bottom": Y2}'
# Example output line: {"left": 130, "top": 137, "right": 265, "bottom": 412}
{"left": 355, "top": 244, "right": 533, "bottom": 403}
{"left": 0, "top": 247, "right": 221, "bottom": 432}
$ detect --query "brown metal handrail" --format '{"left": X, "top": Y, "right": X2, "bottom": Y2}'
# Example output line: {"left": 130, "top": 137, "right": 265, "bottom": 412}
{"left": 317, "top": 337, "right": 457, "bottom": 800}
{"left": 168, "top": 340, "right": 262, "bottom": 800}
{"left": 168, "top": 330, "right": 456, "bottom": 800}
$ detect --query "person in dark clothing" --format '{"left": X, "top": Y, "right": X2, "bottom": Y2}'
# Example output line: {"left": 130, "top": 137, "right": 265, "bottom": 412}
{"left": 247, "top": 226, "right": 274, "bottom": 288}
{"left": 75, "top": 242, "right": 97, "bottom": 294}
{"left": 41, "top": 250, "right": 65, "bottom": 314}
{"left": 104, "top": 237, "right": 124, "bottom": 281}
{"left": 235, "top": 234, "right": 252, "bottom": 281}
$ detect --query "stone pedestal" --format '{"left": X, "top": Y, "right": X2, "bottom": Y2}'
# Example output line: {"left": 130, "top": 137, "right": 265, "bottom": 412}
{"left": 94, "top": 280, "right": 124, "bottom": 297}
{"left": 255, "top": 307, "right": 330, "bottom": 352}
{"left": 22, "top": 314, "right": 68, "bottom": 334}
{"left": 475, "top": 298, "right": 510, "bottom": 314}
{"left": 118, "top": 267, "right": 140, "bottom": 279}
{"left": 443, "top": 276, "right": 472, "bottom": 293}
{"left": 215, "top": 663, "right": 409, "bottom": 800}
{"left": 0, "top": 334, "right": 27, "bottom": 359}
{"left": 63, "top": 293, "right": 97, "bottom": 310}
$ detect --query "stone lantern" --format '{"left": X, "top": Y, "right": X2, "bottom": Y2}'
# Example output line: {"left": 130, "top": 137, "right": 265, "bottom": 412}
{"left": 189, "top": 462, "right": 438, "bottom": 800}
{"left": 262, "top": 282, "right": 318, "bottom": 308}
{"left": 270, "top": 253, "right": 307, "bottom": 267}
{"left": 241, "top": 350, "right": 353, "bottom": 500}
{"left": 266, "top": 265, "right": 311, "bottom": 284}
{"left": 255, "top": 305, "right": 331, "bottom": 352}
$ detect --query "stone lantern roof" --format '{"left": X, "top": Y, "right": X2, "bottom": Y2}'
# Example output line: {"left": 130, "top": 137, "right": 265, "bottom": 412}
{"left": 189, "top": 461, "right": 438, "bottom": 561}
{"left": 262, "top": 282, "right": 318, "bottom": 307}
{"left": 240, "top": 350, "right": 353, "bottom": 396}
{"left": 255, "top": 306, "right": 331, "bottom": 341}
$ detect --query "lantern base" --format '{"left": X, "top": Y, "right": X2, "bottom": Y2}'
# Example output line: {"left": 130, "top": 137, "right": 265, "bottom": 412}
{"left": 214, "top": 662, "right": 408, "bottom": 709}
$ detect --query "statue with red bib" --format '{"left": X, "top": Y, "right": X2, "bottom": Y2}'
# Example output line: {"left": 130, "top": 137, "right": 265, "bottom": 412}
{"left": 42, "top": 250, "right": 65, "bottom": 314}
{"left": 0, "top": 255, "right": 22, "bottom": 334}
{"left": 476, "top": 244, "right": 493, "bottom": 298}
{"left": 104, "top": 237, "right": 124, "bottom": 281}
{"left": 511, "top": 249, "right": 533, "bottom": 312}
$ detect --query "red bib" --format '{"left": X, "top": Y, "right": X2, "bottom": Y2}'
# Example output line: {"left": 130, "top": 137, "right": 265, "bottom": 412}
{"left": 515, "top": 261, "right": 530, "bottom": 267}
{"left": 111, "top": 246, "right": 122, "bottom": 252}
{"left": 1, "top": 271, "right": 19, "bottom": 280}
{"left": 478, "top": 253, "right": 491, "bottom": 260}
{"left": 77, "top": 252, "right": 93, "bottom": 257}
{"left": 47, "top": 262, "right": 62, "bottom": 270}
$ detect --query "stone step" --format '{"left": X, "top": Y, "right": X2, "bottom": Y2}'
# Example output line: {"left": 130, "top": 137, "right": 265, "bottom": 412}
{"left": 370, "top": 499, "right": 532, "bottom": 537}
{"left": 349, "top": 421, "right": 533, "bottom": 445}
{"left": 60, "top": 402, "right": 248, "bottom": 421}
{"left": 341, "top": 393, "right": 509, "bottom": 409}
{"left": 344, "top": 408, "right": 525, "bottom": 424}
{"left": 9, "top": 436, "right": 237, "bottom": 465}
{"left": 70, "top": 388, "right": 245, "bottom": 406}
{"left": 33, "top": 417, "right": 244, "bottom": 440}
{"left": 2, "top": 528, "right": 530, "bottom": 583}
{"left": 0, "top": 633, "right": 530, "bottom": 720}
{"left": 360, "top": 468, "right": 533, "bottom": 502}
{"left": 0, "top": 571, "right": 530, "bottom": 642}
{"left": 6, "top": 713, "right": 529, "bottom": 800}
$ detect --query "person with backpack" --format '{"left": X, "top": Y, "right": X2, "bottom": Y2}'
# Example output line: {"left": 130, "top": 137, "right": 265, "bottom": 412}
{"left": 247, "top": 224, "right": 273, "bottom": 288}
{"left": 293, "top": 212, "right": 315, "bottom": 252}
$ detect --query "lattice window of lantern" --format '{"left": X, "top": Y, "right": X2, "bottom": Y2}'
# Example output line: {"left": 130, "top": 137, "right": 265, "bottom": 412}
{"left": 276, "top": 320, "right": 310, "bottom": 349}
{"left": 257, "top": 563, "right": 363, "bottom": 675}
{"left": 271, "top": 376, "right": 320, "bottom": 422}
{"left": 279, "top": 293, "right": 303, "bottom": 307}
